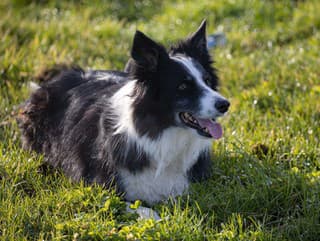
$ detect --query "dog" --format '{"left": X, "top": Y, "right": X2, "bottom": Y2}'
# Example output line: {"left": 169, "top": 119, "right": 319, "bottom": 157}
{"left": 18, "top": 20, "right": 230, "bottom": 206}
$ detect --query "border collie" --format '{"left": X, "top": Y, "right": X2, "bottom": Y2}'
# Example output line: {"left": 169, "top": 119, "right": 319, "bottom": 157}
{"left": 18, "top": 20, "right": 229, "bottom": 205}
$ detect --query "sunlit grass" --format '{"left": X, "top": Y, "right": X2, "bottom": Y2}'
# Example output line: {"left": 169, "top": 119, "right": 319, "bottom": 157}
{"left": 0, "top": 0, "right": 319, "bottom": 240}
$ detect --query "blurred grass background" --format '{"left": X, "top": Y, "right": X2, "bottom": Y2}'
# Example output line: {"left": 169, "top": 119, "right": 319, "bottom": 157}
{"left": 0, "top": 0, "right": 320, "bottom": 240}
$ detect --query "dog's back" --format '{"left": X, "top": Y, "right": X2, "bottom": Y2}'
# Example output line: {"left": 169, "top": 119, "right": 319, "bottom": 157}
{"left": 19, "top": 66, "right": 81, "bottom": 150}
{"left": 18, "top": 66, "right": 128, "bottom": 183}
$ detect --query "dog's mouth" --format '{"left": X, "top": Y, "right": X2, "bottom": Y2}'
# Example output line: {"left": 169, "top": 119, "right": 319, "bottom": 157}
{"left": 179, "top": 112, "right": 223, "bottom": 139}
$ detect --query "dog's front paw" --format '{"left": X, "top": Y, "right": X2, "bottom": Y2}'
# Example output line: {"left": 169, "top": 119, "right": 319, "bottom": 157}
{"left": 126, "top": 202, "right": 161, "bottom": 221}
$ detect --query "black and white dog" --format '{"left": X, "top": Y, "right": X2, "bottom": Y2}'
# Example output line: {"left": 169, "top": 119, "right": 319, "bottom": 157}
{"left": 18, "top": 20, "right": 229, "bottom": 206}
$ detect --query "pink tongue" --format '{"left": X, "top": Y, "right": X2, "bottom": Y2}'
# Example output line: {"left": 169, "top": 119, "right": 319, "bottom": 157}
{"left": 197, "top": 118, "right": 223, "bottom": 139}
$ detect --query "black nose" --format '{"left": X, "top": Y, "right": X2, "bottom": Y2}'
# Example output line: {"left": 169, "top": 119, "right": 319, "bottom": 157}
{"left": 215, "top": 99, "right": 230, "bottom": 113}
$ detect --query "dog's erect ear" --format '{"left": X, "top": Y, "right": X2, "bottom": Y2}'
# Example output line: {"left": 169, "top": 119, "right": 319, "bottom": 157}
{"left": 188, "top": 19, "right": 207, "bottom": 53}
{"left": 131, "top": 31, "right": 166, "bottom": 71}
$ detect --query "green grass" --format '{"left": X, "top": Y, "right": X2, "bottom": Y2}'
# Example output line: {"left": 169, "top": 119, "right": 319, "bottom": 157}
{"left": 1, "top": 0, "right": 320, "bottom": 240}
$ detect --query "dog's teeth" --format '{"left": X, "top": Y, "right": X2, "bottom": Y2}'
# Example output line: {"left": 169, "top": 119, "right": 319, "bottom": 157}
{"left": 202, "top": 127, "right": 209, "bottom": 133}
{"left": 182, "top": 112, "right": 201, "bottom": 127}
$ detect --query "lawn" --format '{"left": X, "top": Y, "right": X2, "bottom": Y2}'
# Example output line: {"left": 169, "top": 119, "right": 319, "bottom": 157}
{"left": 0, "top": 0, "right": 320, "bottom": 240}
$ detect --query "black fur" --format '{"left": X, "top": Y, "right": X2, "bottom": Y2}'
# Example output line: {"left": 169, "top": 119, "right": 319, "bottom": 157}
{"left": 170, "top": 20, "right": 218, "bottom": 90}
{"left": 18, "top": 20, "right": 224, "bottom": 203}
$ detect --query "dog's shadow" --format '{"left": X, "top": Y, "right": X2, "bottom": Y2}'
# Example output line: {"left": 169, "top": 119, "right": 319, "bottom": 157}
{"left": 158, "top": 145, "right": 313, "bottom": 229}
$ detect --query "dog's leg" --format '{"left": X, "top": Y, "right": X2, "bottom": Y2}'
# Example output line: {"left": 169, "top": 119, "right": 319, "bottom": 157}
{"left": 126, "top": 202, "right": 161, "bottom": 221}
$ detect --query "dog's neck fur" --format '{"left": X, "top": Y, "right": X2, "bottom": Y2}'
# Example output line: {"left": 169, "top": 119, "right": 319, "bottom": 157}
{"left": 111, "top": 80, "right": 211, "bottom": 174}
{"left": 110, "top": 80, "right": 211, "bottom": 203}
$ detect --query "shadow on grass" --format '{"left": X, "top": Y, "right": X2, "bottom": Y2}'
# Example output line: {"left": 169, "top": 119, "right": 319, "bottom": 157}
{"left": 170, "top": 149, "right": 320, "bottom": 240}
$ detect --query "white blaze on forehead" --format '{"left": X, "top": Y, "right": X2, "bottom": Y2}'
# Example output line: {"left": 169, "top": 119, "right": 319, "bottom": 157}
{"left": 171, "top": 55, "right": 203, "bottom": 85}
{"left": 171, "top": 55, "right": 226, "bottom": 118}
{"left": 171, "top": 55, "right": 216, "bottom": 94}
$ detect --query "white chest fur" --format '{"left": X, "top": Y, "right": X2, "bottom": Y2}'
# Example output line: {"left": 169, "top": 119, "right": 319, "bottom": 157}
{"left": 119, "top": 127, "right": 211, "bottom": 204}
{"left": 111, "top": 81, "right": 212, "bottom": 204}
{"left": 120, "top": 166, "right": 189, "bottom": 204}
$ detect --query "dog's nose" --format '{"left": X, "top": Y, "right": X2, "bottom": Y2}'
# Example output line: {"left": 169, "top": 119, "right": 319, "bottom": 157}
{"left": 215, "top": 99, "right": 230, "bottom": 113}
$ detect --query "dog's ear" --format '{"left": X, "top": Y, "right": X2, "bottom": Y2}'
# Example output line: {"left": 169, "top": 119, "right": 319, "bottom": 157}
{"left": 131, "top": 31, "right": 166, "bottom": 71}
{"left": 188, "top": 19, "right": 207, "bottom": 53}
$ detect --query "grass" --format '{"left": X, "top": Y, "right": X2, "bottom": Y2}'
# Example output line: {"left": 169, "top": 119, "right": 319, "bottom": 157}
{"left": 0, "top": 0, "right": 320, "bottom": 240}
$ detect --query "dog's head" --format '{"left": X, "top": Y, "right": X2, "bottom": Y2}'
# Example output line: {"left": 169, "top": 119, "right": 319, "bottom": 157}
{"left": 126, "top": 20, "right": 230, "bottom": 139}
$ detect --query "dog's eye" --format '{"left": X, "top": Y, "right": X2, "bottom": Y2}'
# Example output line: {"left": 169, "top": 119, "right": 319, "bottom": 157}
{"left": 178, "top": 76, "right": 192, "bottom": 91}
{"left": 178, "top": 83, "right": 188, "bottom": 91}
{"left": 204, "top": 76, "right": 211, "bottom": 86}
